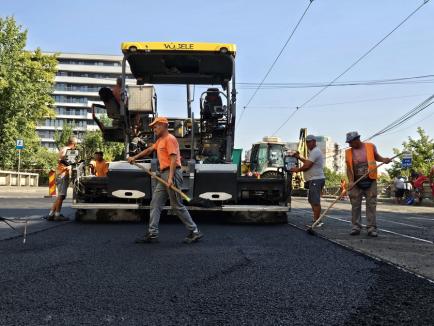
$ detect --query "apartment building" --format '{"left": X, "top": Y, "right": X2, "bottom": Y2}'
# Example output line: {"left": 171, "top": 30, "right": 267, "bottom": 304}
{"left": 37, "top": 52, "right": 130, "bottom": 149}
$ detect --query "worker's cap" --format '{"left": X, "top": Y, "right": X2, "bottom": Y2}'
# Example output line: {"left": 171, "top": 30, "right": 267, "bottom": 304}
{"left": 94, "top": 151, "right": 103, "bottom": 155}
{"left": 149, "top": 116, "right": 169, "bottom": 128}
{"left": 346, "top": 131, "right": 361, "bottom": 143}
{"left": 306, "top": 134, "right": 316, "bottom": 142}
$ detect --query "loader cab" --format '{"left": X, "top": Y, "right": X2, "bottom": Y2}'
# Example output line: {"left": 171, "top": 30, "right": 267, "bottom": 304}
{"left": 249, "top": 137, "right": 286, "bottom": 178}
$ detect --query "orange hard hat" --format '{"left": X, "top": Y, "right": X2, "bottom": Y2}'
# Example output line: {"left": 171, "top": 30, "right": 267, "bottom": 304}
{"left": 149, "top": 116, "right": 169, "bottom": 128}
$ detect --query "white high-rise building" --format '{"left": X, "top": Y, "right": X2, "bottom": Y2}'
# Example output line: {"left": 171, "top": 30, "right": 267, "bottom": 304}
{"left": 315, "top": 136, "right": 345, "bottom": 174}
{"left": 37, "top": 53, "right": 131, "bottom": 149}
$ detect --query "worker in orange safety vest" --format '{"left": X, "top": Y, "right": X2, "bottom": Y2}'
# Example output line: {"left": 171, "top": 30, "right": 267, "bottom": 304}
{"left": 345, "top": 131, "right": 392, "bottom": 237}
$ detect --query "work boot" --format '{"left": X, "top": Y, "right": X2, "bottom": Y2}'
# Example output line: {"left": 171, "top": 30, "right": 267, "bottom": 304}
{"left": 183, "top": 230, "right": 204, "bottom": 244}
{"left": 350, "top": 229, "right": 361, "bottom": 236}
{"left": 135, "top": 232, "right": 159, "bottom": 244}
{"left": 367, "top": 230, "right": 378, "bottom": 237}
{"left": 54, "top": 214, "right": 69, "bottom": 222}
{"left": 45, "top": 215, "right": 55, "bottom": 221}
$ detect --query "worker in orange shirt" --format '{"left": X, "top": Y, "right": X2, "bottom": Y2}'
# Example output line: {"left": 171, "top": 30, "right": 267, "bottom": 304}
{"left": 128, "top": 117, "right": 203, "bottom": 244}
{"left": 90, "top": 151, "right": 109, "bottom": 177}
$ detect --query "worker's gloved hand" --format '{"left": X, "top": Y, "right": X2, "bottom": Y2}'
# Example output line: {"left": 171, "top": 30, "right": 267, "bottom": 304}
{"left": 127, "top": 157, "right": 136, "bottom": 164}
{"left": 289, "top": 167, "right": 298, "bottom": 173}
{"left": 384, "top": 157, "right": 392, "bottom": 164}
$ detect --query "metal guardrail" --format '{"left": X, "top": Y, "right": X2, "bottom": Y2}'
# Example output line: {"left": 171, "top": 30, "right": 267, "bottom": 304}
{"left": 0, "top": 170, "right": 39, "bottom": 187}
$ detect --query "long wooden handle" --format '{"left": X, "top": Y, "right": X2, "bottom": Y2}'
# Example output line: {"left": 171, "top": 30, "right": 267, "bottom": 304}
{"left": 132, "top": 163, "right": 191, "bottom": 201}
{"left": 311, "top": 153, "right": 401, "bottom": 229}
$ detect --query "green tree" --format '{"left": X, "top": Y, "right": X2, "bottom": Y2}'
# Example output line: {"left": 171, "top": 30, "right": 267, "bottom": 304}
{"left": 54, "top": 123, "right": 74, "bottom": 149}
{"left": 0, "top": 16, "right": 57, "bottom": 170}
{"left": 79, "top": 130, "right": 124, "bottom": 163}
{"left": 324, "top": 167, "right": 346, "bottom": 187}
{"left": 387, "top": 127, "right": 434, "bottom": 178}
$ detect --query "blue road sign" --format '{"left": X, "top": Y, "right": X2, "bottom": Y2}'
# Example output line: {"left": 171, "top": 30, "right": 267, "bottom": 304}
{"left": 16, "top": 139, "right": 24, "bottom": 150}
{"left": 401, "top": 153, "right": 412, "bottom": 168}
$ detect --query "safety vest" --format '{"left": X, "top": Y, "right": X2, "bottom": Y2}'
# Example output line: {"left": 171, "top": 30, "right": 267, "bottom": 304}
{"left": 345, "top": 143, "right": 377, "bottom": 180}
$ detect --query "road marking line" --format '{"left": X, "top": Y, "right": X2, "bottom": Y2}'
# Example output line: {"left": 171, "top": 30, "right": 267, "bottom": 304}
{"left": 398, "top": 216, "right": 434, "bottom": 222}
{"left": 325, "top": 215, "right": 433, "bottom": 244}
{"left": 375, "top": 219, "right": 425, "bottom": 229}
{"left": 287, "top": 221, "right": 434, "bottom": 284}
{"left": 292, "top": 207, "right": 433, "bottom": 244}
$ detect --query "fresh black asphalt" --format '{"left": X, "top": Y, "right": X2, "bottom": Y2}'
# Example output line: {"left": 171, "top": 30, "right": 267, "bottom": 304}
{"left": 0, "top": 217, "right": 433, "bottom": 325}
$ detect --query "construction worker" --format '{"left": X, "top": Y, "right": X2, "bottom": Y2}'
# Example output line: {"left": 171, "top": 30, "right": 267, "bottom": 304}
{"left": 345, "top": 132, "right": 392, "bottom": 237}
{"left": 111, "top": 77, "right": 122, "bottom": 105}
{"left": 128, "top": 117, "right": 203, "bottom": 244}
{"left": 89, "top": 151, "right": 109, "bottom": 177}
{"left": 289, "top": 135, "right": 325, "bottom": 225}
{"left": 46, "top": 136, "right": 77, "bottom": 221}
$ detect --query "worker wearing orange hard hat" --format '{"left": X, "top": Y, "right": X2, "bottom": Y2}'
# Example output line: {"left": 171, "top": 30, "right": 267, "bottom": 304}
{"left": 128, "top": 117, "right": 203, "bottom": 244}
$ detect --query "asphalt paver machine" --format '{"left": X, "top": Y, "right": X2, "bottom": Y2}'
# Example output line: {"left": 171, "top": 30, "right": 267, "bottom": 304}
{"left": 72, "top": 42, "right": 292, "bottom": 223}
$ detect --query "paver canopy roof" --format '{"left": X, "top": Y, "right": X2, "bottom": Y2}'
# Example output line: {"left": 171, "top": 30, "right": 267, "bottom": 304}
{"left": 122, "top": 42, "right": 236, "bottom": 85}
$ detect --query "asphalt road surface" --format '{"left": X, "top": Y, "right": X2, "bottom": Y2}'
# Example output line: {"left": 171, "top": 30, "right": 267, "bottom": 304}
{"left": 0, "top": 195, "right": 433, "bottom": 325}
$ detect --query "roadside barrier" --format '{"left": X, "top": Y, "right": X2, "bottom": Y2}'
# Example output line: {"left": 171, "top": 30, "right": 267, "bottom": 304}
{"left": 47, "top": 170, "right": 56, "bottom": 197}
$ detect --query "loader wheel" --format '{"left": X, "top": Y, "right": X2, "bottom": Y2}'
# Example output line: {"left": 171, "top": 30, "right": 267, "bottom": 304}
{"left": 227, "top": 211, "right": 288, "bottom": 224}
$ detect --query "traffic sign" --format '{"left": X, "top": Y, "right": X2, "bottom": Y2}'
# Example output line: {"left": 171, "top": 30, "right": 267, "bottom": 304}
{"left": 16, "top": 139, "right": 24, "bottom": 150}
{"left": 401, "top": 152, "right": 412, "bottom": 168}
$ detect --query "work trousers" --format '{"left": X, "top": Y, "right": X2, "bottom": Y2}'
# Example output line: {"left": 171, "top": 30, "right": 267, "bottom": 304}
{"left": 149, "top": 169, "right": 197, "bottom": 235}
{"left": 348, "top": 181, "right": 377, "bottom": 232}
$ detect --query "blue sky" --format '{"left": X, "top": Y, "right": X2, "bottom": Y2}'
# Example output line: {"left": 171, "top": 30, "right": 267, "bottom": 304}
{"left": 2, "top": 0, "right": 434, "bottom": 156}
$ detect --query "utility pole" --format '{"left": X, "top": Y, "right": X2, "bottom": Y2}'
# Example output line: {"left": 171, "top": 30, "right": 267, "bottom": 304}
{"left": 16, "top": 139, "right": 24, "bottom": 186}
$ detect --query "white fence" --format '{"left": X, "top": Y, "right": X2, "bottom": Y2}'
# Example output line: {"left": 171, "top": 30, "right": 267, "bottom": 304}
{"left": 0, "top": 170, "right": 39, "bottom": 187}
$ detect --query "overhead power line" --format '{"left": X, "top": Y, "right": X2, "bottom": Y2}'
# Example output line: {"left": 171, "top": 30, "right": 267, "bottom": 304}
{"left": 237, "top": 0, "right": 315, "bottom": 127}
{"left": 366, "top": 93, "right": 434, "bottom": 140}
{"left": 272, "top": 0, "right": 432, "bottom": 135}
{"left": 237, "top": 74, "right": 434, "bottom": 89}
{"left": 321, "top": 92, "right": 434, "bottom": 160}
{"left": 246, "top": 93, "right": 430, "bottom": 110}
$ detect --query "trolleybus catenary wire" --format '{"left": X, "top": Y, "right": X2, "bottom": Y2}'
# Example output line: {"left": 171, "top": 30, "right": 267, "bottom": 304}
{"left": 272, "top": 0, "right": 432, "bottom": 136}
{"left": 244, "top": 93, "right": 430, "bottom": 110}
{"left": 236, "top": 0, "right": 315, "bottom": 128}
{"left": 237, "top": 74, "right": 434, "bottom": 89}
{"left": 318, "top": 93, "right": 434, "bottom": 161}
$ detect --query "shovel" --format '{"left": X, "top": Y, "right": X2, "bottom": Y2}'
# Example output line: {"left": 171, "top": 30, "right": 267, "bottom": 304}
{"left": 133, "top": 163, "right": 216, "bottom": 208}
